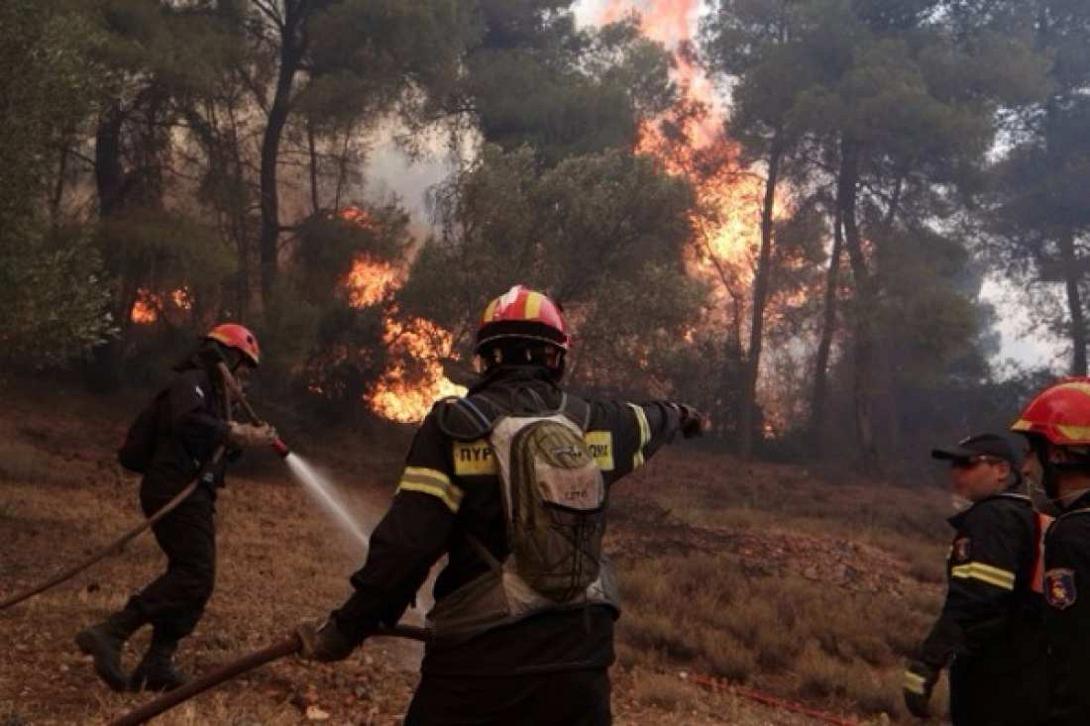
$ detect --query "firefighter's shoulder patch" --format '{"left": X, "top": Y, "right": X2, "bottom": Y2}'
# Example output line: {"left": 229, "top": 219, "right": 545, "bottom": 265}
{"left": 452, "top": 439, "right": 497, "bottom": 476}
{"left": 952, "top": 536, "right": 972, "bottom": 564}
{"left": 1045, "top": 568, "right": 1077, "bottom": 610}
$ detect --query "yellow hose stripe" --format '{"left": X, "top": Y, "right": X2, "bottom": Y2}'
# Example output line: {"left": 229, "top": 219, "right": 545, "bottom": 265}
{"left": 903, "top": 671, "right": 926, "bottom": 694}
{"left": 951, "top": 563, "right": 1015, "bottom": 590}
{"left": 482, "top": 298, "right": 498, "bottom": 323}
{"left": 524, "top": 291, "right": 543, "bottom": 319}
{"left": 397, "top": 481, "right": 463, "bottom": 513}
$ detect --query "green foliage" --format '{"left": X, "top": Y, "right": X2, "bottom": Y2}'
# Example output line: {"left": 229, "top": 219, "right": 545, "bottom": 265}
{"left": 301, "top": 0, "right": 481, "bottom": 127}
{"left": 0, "top": 230, "right": 115, "bottom": 367}
{"left": 466, "top": 8, "right": 678, "bottom": 164}
{"left": 402, "top": 144, "right": 702, "bottom": 395}
{"left": 259, "top": 203, "right": 412, "bottom": 416}
{"left": 0, "top": 0, "right": 114, "bottom": 365}
{"left": 97, "top": 209, "right": 237, "bottom": 321}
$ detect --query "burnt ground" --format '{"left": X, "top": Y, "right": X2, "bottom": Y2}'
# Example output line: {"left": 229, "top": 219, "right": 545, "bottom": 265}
{"left": 0, "top": 382, "right": 941, "bottom": 724}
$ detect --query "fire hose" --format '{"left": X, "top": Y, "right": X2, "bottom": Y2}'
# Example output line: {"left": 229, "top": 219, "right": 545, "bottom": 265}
{"left": 216, "top": 362, "right": 290, "bottom": 458}
{"left": 687, "top": 672, "right": 860, "bottom": 726}
{"left": 110, "top": 624, "right": 429, "bottom": 726}
{"left": 0, "top": 447, "right": 224, "bottom": 613}
{"left": 0, "top": 367, "right": 286, "bottom": 613}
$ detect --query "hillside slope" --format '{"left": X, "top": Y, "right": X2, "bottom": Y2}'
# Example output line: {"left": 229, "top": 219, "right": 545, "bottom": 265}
{"left": 0, "top": 382, "right": 949, "bottom": 724}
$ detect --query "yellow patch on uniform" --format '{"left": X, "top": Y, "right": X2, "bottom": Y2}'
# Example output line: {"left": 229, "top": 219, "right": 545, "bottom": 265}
{"left": 585, "top": 430, "right": 614, "bottom": 472}
{"left": 453, "top": 440, "right": 498, "bottom": 476}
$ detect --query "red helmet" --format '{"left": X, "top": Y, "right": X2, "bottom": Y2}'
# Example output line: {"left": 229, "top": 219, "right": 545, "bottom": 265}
{"left": 1011, "top": 378, "right": 1090, "bottom": 446}
{"left": 476, "top": 285, "right": 569, "bottom": 353}
{"left": 206, "top": 323, "right": 261, "bottom": 367}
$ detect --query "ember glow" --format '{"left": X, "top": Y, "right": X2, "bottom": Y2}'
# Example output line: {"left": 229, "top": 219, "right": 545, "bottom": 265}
{"left": 131, "top": 287, "right": 193, "bottom": 325}
{"left": 338, "top": 210, "right": 466, "bottom": 422}
{"left": 131, "top": 289, "right": 160, "bottom": 324}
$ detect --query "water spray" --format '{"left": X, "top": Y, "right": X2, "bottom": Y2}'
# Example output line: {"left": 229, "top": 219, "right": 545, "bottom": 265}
{"left": 214, "top": 366, "right": 373, "bottom": 548}
{"left": 110, "top": 624, "right": 429, "bottom": 726}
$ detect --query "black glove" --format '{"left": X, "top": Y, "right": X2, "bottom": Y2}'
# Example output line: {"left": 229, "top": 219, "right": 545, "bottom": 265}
{"left": 675, "top": 404, "right": 706, "bottom": 439}
{"left": 902, "top": 660, "right": 939, "bottom": 719}
{"left": 297, "top": 618, "right": 359, "bottom": 663}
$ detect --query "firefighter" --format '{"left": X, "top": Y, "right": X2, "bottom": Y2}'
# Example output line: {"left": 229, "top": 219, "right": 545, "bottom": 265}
{"left": 75, "top": 324, "right": 277, "bottom": 693}
{"left": 902, "top": 433, "right": 1049, "bottom": 724}
{"left": 1012, "top": 378, "right": 1090, "bottom": 725}
{"left": 296, "top": 285, "right": 704, "bottom": 725}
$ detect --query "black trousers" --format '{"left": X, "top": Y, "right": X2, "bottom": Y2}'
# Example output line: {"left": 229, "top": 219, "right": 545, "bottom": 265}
{"left": 405, "top": 669, "right": 611, "bottom": 726}
{"left": 949, "top": 655, "right": 1049, "bottom": 726}
{"left": 129, "top": 484, "right": 216, "bottom": 643}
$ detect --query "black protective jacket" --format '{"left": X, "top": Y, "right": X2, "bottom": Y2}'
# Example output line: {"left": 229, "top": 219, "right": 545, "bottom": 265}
{"left": 332, "top": 366, "right": 685, "bottom": 676}
{"left": 1043, "top": 492, "right": 1090, "bottom": 725}
{"left": 917, "top": 491, "right": 1049, "bottom": 725}
{"left": 142, "top": 363, "right": 232, "bottom": 499}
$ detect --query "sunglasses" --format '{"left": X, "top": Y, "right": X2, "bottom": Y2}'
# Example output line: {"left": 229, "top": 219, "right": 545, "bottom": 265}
{"left": 950, "top": 456, "right": 1002, "bottom": 469}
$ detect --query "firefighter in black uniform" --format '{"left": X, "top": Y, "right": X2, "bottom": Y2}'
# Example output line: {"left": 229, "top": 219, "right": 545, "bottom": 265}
{"left": 902, "top": 433, "right": 1049, "bottom": 724}
{"left": 296, "top": 285, "right": 704, "bottom": 725}
{"left": 1012, "top": 378, "right": 1090, "bottom": 725}
{"left": 75, "top": 324, "right": 277, "bottom": 692}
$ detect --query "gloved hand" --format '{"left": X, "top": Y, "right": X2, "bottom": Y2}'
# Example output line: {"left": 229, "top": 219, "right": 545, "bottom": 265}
{"left": 227, "top": 422, "right": 278, "bottom": 449}
{"left": 297, "top": 618, "right": 358, "bottom": 663}
{"left": 675, "top": 404, "right": 706, "bottom": 439}
{"left": 902, "top": 660, "right": 939, "bottom": 719}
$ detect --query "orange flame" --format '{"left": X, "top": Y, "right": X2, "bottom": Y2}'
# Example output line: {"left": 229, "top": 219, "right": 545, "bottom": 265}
{"left": 131, "top": 287, "right": 193, "bottom": 324}
{"left": 335, "top": 215, "right": 467, "bottom": 421}
{"left": 599, "top": 0, "right": 774, "bottom": 278}
{"left": 346, "top": 256, "right": 399, "bottom": 308}
{"left": 131, "top": 290, "right": 160, "bottom": 324}
{"left": 366, "top": 315, "right": 467, "bottom": 423}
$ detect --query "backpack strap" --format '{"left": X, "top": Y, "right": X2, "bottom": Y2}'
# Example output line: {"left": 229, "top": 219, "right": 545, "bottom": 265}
{"left": 559, "top": 393, "right": 591, "bottom": 433}
{"left": 435, "top": 395, "right": 499, "bottom": 442}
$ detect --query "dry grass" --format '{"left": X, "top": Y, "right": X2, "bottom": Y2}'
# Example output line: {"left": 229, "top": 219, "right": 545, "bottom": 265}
{"left": 1, "top": 381, "right": 850, "bottom": 725}
{"left": 608, "top": 448, "right": 953, "bottom": 723}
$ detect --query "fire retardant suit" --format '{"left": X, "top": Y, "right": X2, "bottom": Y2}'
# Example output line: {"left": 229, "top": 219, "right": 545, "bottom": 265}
{"left": 327, "top": 366, "right": 690, "bottom": 725}
{"left": 1042, "top": 492, "right": 1090, "bottom": 725}
{"left": 908, "top": 492, "right": 1049, "bottom": 725}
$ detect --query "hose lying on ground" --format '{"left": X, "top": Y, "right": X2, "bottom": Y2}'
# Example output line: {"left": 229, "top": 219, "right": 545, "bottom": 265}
{"left": 0, "top": 447, "right": 222, "bottom": 613}
{"left": 2, "top": 366, "right": 284, "bottom": 612}
{"left": 111, "top": 624, "right": 430, "bottom": 726}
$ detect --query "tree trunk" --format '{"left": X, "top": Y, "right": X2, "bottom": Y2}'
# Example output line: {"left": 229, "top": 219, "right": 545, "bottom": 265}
{"left": 838, "top": 139, "right": 881, "bottom": 475}
{"left": 810, "top": 205, "right": 843, "bottom": 441}
{"left": 50, "top": 143, "right": 69, "bottom": 228}
{"left": 95, "top": 104, "right": 126, "bottom": 218}
{"left": 307, "top": 119, "right": 321, "bottom": 214}
{"left": 738, "top": 133, "right": 784, "bottom": 458}
{"left": 1059, "top": 231, "right": 1088, "bottom": 375}
{"left": 258, "top": 8, "right": 305, "bottom": 310}
{"left": 87, "top": 105, "right": 128, "bottom": 391}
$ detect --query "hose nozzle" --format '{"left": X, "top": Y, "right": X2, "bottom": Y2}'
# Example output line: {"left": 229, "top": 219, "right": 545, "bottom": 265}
{"left": 271, "top": 438, "right": 290, "bottom": 458}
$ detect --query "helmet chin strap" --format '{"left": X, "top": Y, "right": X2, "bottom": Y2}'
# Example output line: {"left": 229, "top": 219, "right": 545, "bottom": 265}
{"left": 1040, "top": 457, "right": 1090, "bottom": 510}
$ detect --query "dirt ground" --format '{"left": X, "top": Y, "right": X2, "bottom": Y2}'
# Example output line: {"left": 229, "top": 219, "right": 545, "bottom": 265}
{"left": 0, "top": 382, "right": 927, "bottom": 724}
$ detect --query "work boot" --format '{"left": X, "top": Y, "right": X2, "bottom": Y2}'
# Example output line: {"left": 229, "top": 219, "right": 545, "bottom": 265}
{"left": 74, "top": 604, "right": 146, "bottom": 692}
{"left": 129, "top": 634, "right": 186, "bottom": 692}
